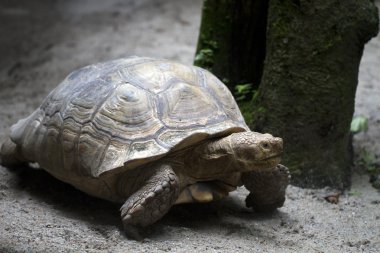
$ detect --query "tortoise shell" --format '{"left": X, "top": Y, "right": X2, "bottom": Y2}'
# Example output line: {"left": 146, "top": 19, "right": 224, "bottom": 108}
{"left": 10, "top": 57, "right": 248, "bottom": 180}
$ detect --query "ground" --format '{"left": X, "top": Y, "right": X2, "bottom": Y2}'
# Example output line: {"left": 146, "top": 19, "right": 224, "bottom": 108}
{"left": 0, "top": 0, "right": 379, "bottom": 252}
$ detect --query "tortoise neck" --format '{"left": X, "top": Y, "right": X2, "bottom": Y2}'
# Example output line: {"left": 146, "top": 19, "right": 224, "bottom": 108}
{"left": 182, "top": 135, "right": 242, "bottom": 179}
{"left": 199, "top": 135, "right": 235, "bottom": 160}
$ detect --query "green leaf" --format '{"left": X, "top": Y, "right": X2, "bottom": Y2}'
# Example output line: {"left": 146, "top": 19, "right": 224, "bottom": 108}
{"left": 350, "top": 116, "right": 368, "bottom": 134}
{"left": 234, "top": 83, "right": 253, "bottom": 101}
{"left": 362, "top": 151, "right": 376, "bottom": 164}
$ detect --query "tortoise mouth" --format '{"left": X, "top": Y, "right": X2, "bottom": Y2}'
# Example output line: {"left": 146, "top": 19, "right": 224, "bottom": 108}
{"left": 259, "top": 152, "right": 283, "bottom": 162}
{"left": 251, "top": 153, "right": 282, "bottom": 170}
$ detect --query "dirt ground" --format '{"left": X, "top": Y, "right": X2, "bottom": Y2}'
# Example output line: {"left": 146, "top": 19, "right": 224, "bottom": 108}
{"left": 0, "top": 0, "right": 379, "bottom": 252}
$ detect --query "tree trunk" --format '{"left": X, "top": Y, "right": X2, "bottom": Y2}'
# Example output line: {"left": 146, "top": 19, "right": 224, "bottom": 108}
{"left": 194, "top": 0, "right": 268, "bottom": 91}
{"left": 252, "top": 0, "right": 379, "bottom": 188}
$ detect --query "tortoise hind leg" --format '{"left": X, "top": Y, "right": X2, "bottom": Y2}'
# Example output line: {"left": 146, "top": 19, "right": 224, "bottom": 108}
{"left": 120, "top": 164, "right": 179, "bottom": 240}
{"left": 0, "top": 137, "right": 26, "bottom": 167}
{"left": 242, "top": 164, "right": 290, "bottom": 212}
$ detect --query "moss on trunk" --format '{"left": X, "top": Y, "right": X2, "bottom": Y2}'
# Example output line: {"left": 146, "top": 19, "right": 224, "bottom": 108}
{"left": 194, "top": 0, "right": 268, "bottom": 91}
{"left": 252, "top": 0, "right": 379, "bottom": 188}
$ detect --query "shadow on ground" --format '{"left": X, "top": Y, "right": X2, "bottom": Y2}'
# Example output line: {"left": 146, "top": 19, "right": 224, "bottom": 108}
{"left": 8, "top": 165, "right": 281, "bottom": 240}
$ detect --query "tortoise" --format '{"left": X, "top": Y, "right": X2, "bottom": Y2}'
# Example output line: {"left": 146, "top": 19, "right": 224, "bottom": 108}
{"left": 0, "top": 56, "right": 289, "bottom": 240}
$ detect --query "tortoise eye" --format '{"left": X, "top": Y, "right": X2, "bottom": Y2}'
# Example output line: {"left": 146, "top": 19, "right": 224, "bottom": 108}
{"left": 260, "top": 142, "right": 270, "bottom": 150}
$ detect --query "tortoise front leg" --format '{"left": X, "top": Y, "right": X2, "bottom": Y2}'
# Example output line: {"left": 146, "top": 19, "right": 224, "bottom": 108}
{"left": 242, "top": 164, "right": 290, "bottom": 212}
{"left": 120, "top": 164, "right": 179, "bottom": 240}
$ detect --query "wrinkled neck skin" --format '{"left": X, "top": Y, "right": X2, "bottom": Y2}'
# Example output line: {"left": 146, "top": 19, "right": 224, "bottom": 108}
{"left": 171, "top": 135, "right": 245, "bottom": 181}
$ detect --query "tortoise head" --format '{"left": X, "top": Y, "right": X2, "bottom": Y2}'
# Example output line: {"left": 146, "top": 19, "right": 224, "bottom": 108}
{"left": 229, "top": 132, "right": 283, "bottom": 170}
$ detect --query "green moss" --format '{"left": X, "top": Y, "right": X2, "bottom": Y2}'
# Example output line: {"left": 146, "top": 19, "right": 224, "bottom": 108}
{"left": 194, "top": 48, "right": 215, "bottom": 70}
{"left": 194, "top": 37, "right": 219, "bottom": 70}
{"left": 237, "top": 100, "right": 254, "bottom": 126}
{"left": 318, "top": 35, "right": 342, "bottom": 53}
{"left": 235, "top": 87, "right": 267, "bottom": 127}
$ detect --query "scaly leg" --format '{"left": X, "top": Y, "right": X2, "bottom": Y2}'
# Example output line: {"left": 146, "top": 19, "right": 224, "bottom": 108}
{"left": 242, "top": 164, "right": 290, "bottom": 212}
{"left": 0, "top": 137, "right": 26, "bottom": 166}
{"left": 120, "top": 164, "right": 179, "bottom": 240}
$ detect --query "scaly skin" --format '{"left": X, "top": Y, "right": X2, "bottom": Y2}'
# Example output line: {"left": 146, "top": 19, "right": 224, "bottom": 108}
{"left": 120, "top": 164, "right": 179, "bottom": 241}
{"left": 183, "top": 132, "right": 283, "bottom": 178}
{"left": 243, "top": 164, "right": 290, "bottom": 212}
{"left": 0, "top": 137, "right": 26, "bottom": 166}
{"left": 117, "top": 131, "right": 287, "bottom": 240}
